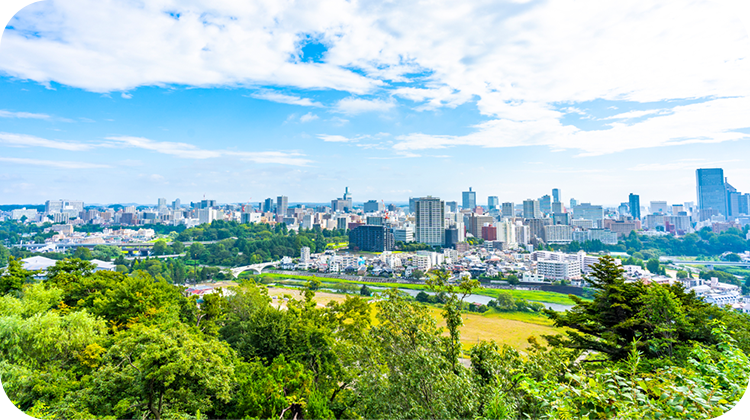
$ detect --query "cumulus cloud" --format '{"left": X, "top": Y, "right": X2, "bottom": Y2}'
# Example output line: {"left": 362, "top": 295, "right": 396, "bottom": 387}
{"left": 335, "top": 97, "right": 395, "bottom": 115}
{"left": 393, "top": 97, "right": 750, "bottom": 155}
{"left": 249, "top": 91, "right": 323, "bottom": 107}
{"left": 2, "top": 0, "right": 749, "bottom": 155}
{"left": 106, "top": 135, "right": 311, "bottom": 165}
{"left": 0, "top": 156, "right": 111, "bottom": 169}
{"left": 0, "top": 132, "right": 93, "bottom": 151}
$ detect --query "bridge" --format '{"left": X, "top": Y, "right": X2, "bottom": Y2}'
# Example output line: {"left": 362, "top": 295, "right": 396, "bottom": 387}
{"left": 231, "top": 261, "right": 281, "bottom": 277}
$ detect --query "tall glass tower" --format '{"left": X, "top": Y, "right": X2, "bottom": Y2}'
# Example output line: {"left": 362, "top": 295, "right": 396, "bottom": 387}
{"left": 696, "top": 168, "right": 727, "bottom": 217}
{"left": 628, "top": 193, "right": 640, "bottom": 220}
{"left": 462, "top": 187, "right": 476, "bottom": 210}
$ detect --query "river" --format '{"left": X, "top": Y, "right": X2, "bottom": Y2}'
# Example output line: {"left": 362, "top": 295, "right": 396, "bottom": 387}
{"left": 277, "top": 279, "right": 574, "bottom": 312}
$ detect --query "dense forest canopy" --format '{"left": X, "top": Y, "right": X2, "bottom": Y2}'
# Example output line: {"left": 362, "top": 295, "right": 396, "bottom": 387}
{"left": 0, "top": 255, "right": 748, "bottom": 419}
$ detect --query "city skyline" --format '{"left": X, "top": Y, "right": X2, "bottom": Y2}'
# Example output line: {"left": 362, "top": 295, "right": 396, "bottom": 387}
{"left": 1, "top": 1, "right": 750, "bottom": 205}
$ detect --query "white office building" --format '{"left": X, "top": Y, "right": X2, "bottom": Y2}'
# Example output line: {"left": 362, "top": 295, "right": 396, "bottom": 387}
{"left": 537, "top": 259, "right": 581, "bottom": 280}
{"left": 415, "top": 197, "right": 445, "bottom": 246}
{"left": 544, "top": 224, "right": 573, "bottom": 244}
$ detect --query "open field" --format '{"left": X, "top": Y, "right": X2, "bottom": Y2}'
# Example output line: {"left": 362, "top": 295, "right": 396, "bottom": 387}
{"left": 268, "top": 286, "right": 560, "bottom": 352}
{"left": 195, "top": 281, "right": 563, "bottom": 353}
{"left": 242, "top": 272, "right": 582, "bottom": 305}
{"left": 432, "top": 307, "right": 559, "bottom": 352}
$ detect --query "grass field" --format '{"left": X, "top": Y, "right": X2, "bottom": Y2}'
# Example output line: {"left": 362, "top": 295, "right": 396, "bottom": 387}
{"left": 264, "top": 285, "right": 560, "bottom": 352}
{"left": 242, "top": 272, "right": 581, "bottom": 306}
{"left": 427, "top": 306, "right": 559, "bottom": 352}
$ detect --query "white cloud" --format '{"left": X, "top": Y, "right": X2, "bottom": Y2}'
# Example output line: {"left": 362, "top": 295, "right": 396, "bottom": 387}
{"left": 228, "top": 151, "right": 311, "bottom": 166}
{"left": 299, "top": 112, "right": 319, "bottom": 123}
{"left": 0, "top": 156, "right": 111, "bottom": 169}
{"left": 335, "top": 97, "right": 395, "bottom": 115}
{"left": 392, "top": 96, "right": 750, "bottom": 156}
{"left": 0, "top": 132, "right": 93, "bottom": 151}
{"left": 318, "top": 134, "right": 352, "bottom": 142}
{"left": 121, "top": 92, "right": 132, "bottom": 99}
{"left": 601, "top": 109, "right": 668, "bottom": 120}
{"left": 0, "top": 110, "right": 50, "bottom": 119}
{"left": 1, "top": 0, "right": 749, "bottom": 156}
{"left": 107, "top": 135, "right": 311, "bottom": 165}
{"left": 107, "top": 136, "right": 222, "bottom": 159}
{"left": 392, "top": 87, "right": 472, "bottom": 110}
{"left": 249, "top": 91, "right": 323, "bottom": 107}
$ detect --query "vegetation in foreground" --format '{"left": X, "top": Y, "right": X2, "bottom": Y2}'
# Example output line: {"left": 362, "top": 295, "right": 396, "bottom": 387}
{"left": 0, "top": 255, "right": 749, "bottom": 419}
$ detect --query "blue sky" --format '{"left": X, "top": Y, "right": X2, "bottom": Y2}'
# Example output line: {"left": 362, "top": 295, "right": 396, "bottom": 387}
{"left": 1, "top": 0, "right": 750, "bottom": 207}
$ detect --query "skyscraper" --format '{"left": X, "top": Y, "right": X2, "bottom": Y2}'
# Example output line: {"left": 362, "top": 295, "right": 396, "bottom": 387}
{"left": 276, "top": 195, "right": 288, "bottom": 217}
{"left": 552, "top": 188, "right": 561, "bottom": 203}
{"left": 696, "top": 168, "right": 727, "bottom": 218}
{"left": 488, "top": 196, "right": 499, "bottom": 211}
{"left": 462, "top": 187, "right": 476, "bottom": 210}
{"left": 539, "top": 194, "right": 552, "bottom": 214}
{"left": 628, "top": 193, "right": 641, "bottom": 220}
{"left": 501, "top": 202, "right": 515, "bottom": 218}
{"left": 263, "top": 198, "right": 274, "bottom": 213}
{"left": 415, "top": 196, "right": 445, "bottom": 246}
{"left": 523, "top": 199, "right": 541, "bottom": 219}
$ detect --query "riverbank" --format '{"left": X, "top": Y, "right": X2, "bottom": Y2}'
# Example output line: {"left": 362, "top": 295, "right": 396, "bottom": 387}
{"left": 241, "top": 271, "right": 582, "bottom": 306}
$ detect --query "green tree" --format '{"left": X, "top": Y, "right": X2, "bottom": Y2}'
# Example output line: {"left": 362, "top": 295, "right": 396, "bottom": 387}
{"left": 544, "top": 256, "right": 735, "bottom": 361}
{"left": 171, "top": 240, "right": 185, "bottom": 254}
{"left": 0, "top": 256, "right": 37, "bottom": 295}
{"left": 426, "top": 269, "right": 480, "bottom": 373}
{"left": 151, "top": 239, "right": 169, "bottom": 256}
{"left": 360, "top": 284, "right": 372, "bottom": 297}
{"left": 72, "top": 247, "right": 93, "bottom": 260}
{"left": 87, "top": 320, "right": 235, "bottom": 420}
{"left": 646, "top": 257, "right": 660, "bottom": 274}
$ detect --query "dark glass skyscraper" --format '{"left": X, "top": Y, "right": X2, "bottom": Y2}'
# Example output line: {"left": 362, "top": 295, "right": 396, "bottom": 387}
{"left": 696, "top": 168, "right": 727, "bottom": 217}
{"left": 552, "top": 188, "right": 561, "bottom": 203}
{"left": 628, "top": 193, "right": 640, "bottom": 220}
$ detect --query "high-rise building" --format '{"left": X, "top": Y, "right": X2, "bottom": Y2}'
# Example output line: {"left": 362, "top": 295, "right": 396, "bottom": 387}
{"left": 551, "top": 201, "right": 564, "bottom": 214}
{"left": 739, "top": 193, "right": 750, "bottom": 215}
{"left": 445, "top": 201, "right": 458, "bottom": 213}
{"left": 540, "top": 195, "right": 552, "bottom": 214}
{"left": 650, "top": 201, "right": 668, "bottom": 214}
{"left": 363, "top": 200, "right": 384, "bottom": 213}
{"left": 469, "top": 214, "right": 494, "bottom": 238}
{"left": 263, "top": 198, "right": 274, "bottom": 213}
{"left": 331, "top": 187, "right": 353, "bottom": 213}
{"left": 570, "top": 198, "right": 578, "bottom": 208}
{"left": 696, "top": 168, "right": 727, "bottom": 218}
{"left": 523, "top": 199, "right": 541, "bottom": 219}
{"left": 157, "top": 198, "right": 167, "bottom": 210}
{"left": 349, "top": 225, "right": 394, "bottom": 252}
{"left": 552, "top": 188, "right": 561, "bottom": 203}
{"left": 415, "top": 196, "right": 445, "bottom": 246}
{"left": 572, "top": 203, "right": 604, "bottom": 225}
{"left": 276, "top": 196, "right": 288, "bottom": 217}
{"left": 45, "top": 199, "right": 84, "bottom": 215}
{"left": 501, "top": 202, "right": 515, "bottom": 218}
{"left": 488, "top": 196, "right": 499, "bottom": 211}
{"left": 172, "top": 198, "right": 181, "bottom": 210}
{"left": 462, "top": 187, "right": 476, "bottom": 210}
{"left": 300, "top": 246, "right": 311, "bottom": 262}
{"left": 409, "top": 197, "right": 418, "bottom": 214}
{"left": 629, "top": 194, "right": 641, "bottom": 220}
